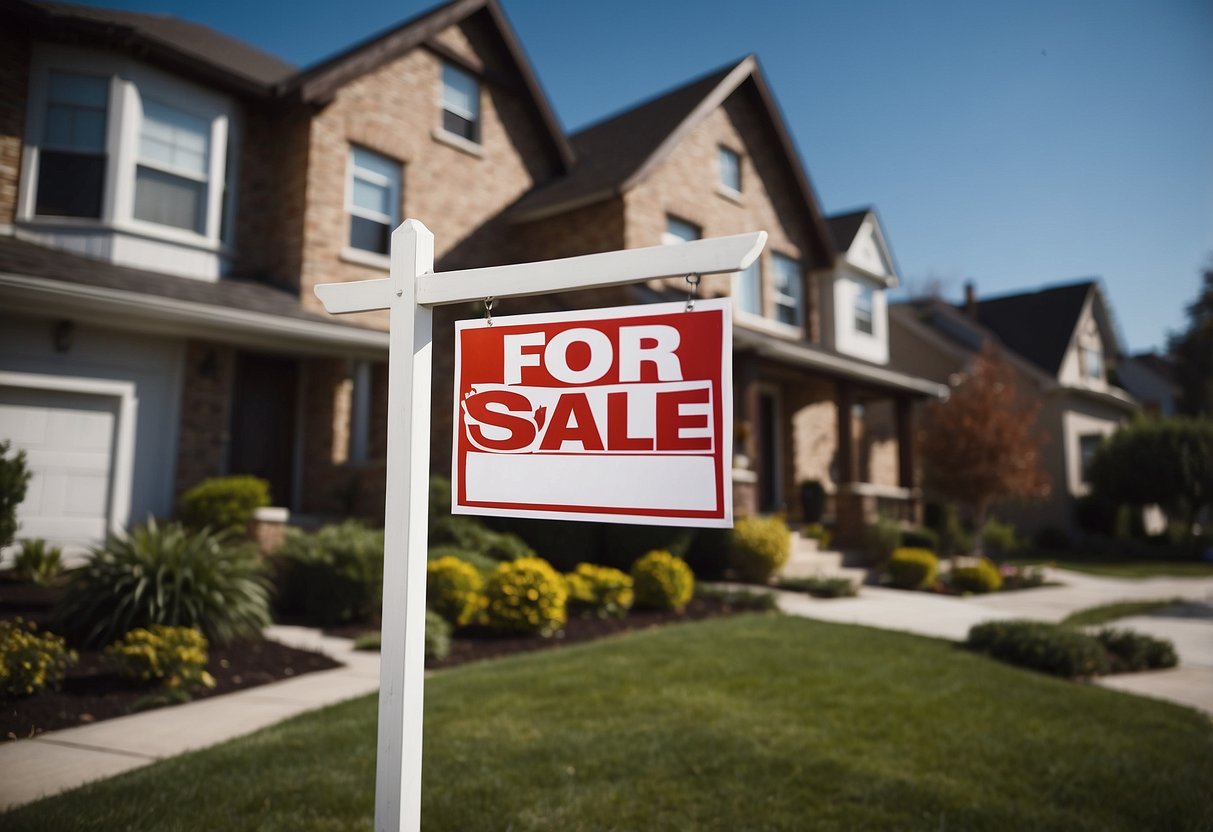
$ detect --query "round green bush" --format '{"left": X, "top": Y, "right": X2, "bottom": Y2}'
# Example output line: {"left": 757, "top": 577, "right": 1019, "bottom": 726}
{"left": 631, "top": 550, "right": 694, "bottom": 612}
{"left": 565, "top": 563, "right": 634, "bottom": 618}
{"left": 56, "top": 518, "right": 270, "bottom": 648}
{"left": 950, "top": 557, "right": 1003, "bottom": 594}
{"left": 0, "top": 617, "right": 76, "bottom": 698}
{"left": 1096, "top": 628, "right": 1179, "bottom": 672}
{"left": 178, "top": 475, "right": 270, "bottom": 533}
{"left": 885, "top": 547, "right": 939, "bottom": 590}
{"left": 728, "top": 516, "right": 791, "bottom": 583}
{"left": 966, "top": 620, "right": 1109, "bottom": 678}
{"left": 426, "top": 556, "right": 484, "bottom": 626}
{"left": 274, "top": 521, "right": 384, "bottom": 626}
{"left": 481, "top": 557, "right": 568, "bottom": 635}
{"left": 425, "top": 608, "right": 452, "bottom": 662}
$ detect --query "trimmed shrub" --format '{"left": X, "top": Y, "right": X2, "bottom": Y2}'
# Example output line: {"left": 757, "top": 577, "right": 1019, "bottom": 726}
{"left": 11, "top": 538, "right": 64, "bottom": 586}
{"left": 695, "top": 584, "right": 779, "bottom": 611}
{"left": 864, "top": 515, "right": 902, "bottom": 563}
{"left": 565, "top": 563, "right": 634, "bottom": 618}
{"left": 729, "top": 516, "right": 791, "bottom": 583}
{"left": 981, "top": 519, "right": 1021, "bottom": 557}
{"left": 275, "top": 521, "right": 384, "bottom": 626}
{"left": 885, "top": 548, "right": 938, "bottom": 590}
{"left": 426, "top": 608, "right": 452, "bottom": 662}
{"left": 430, "top": 515, "right": 536, "bottom": 562}
{"left": 428, "top": 475, "right": 453, "bottom": 521}
{"left": 900, "top": 527, "right": 939, "bottom": 553}
{"left": 778, "top": 575, "right": 858, "bottom": 598}
{"left": 0, "top": 440, "right": 31, "bottom": 550}
{"left": 481, "top": 557, "right": 568, "bottom": 635}
{"left": 105, "top": 625, "right": 215, "bottom": 692}
{"left": 966, "top": 620, "right": 1109, "bottom": 678}
{"left": 427, "top": 556, "right": 484, "bottom": 626}
{"left": 950, "top": 557, "right": 1003, "bottom": 594}
{"left": 57, "top": 519, "right": 270, "bottom": 648}
{"left": 427, "top": 544, "right": 499, "bottom": 576}
{"left": 1096, "top": 628, "right": 1179, "bottom": 673}
{"left": 631, "top": 550, "right": 694, "bottom": 612}
{"left": 178, "top": 475, "right": 270, "bottom": 533}
{"left": 0, "top": 617, "right": 76, "bottom": 698}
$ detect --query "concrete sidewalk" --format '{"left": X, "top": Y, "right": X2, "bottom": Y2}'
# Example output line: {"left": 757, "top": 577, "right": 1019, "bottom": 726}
{"left": 2, "top": 568, "right": 1211, "bottom": 811}
{"left": 0, "top": 626, "right": 381, "bottom": 811}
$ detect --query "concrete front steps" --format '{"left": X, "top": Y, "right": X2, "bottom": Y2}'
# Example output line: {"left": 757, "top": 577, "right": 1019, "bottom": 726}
{"left": 779, "top": 530, "right": 869, "bottom": 584}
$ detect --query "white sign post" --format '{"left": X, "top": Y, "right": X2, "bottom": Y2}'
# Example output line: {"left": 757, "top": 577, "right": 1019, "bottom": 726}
{"left": 313, "top": 219, "right": 766, "bottom": 832}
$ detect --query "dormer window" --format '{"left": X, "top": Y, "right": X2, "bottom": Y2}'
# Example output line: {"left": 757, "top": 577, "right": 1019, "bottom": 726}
{"left": 35, "top": 71, "right": 109, "bottom": 219}
{"left": 441, "top": 62, "right": 480, "bottom": 143}
{"left": 347, "top": 146, "right": 401, "bottom": 255}
{"left": 771, "top": 253, "right": 803, "bottom": 327}
{"left": 854, "top": 283, "right": 875, "bottom": 335}
{"left": 1082, "top": 345, "right": 1103, "bottom": 381}
{"left": 718, "top": 146, "right": 741, "bottom": 194}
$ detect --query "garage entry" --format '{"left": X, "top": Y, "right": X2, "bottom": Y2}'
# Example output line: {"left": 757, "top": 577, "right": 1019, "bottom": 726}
{"left": 0, "top": 375, "right": 136, "bottom": 555}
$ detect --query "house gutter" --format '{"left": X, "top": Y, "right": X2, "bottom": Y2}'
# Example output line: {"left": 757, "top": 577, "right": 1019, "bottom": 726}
{"left": 0, "top": 273, "right": 389, "bottom": 359}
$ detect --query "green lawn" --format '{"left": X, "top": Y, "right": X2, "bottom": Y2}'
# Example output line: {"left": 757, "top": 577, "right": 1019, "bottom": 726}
{"left": 5, "top": 615, "right": 1212, "bottom": 831}
{"left": 1011, "top": 558, "right": 1213, "bottom": 578}
{"left": 1062, "top": 598, "right": 1186, "bottom": 627}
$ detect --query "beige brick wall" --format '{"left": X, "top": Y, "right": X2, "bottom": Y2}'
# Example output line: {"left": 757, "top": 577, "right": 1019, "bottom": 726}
{"left": 0, "top": 29, "right": 29, "bottom": 227}
{"left": 622, "top": 89, "right": 823, "bottom": 341}
{"left": 297, "top": 20, "right": 562, "bottom": 328}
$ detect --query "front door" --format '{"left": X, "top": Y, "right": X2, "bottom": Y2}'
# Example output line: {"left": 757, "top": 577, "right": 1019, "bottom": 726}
{"left": 227, "top": 352, "right": 298, "bottom": 508}
{"left": 757, "top": 389, "right": 781, "bottom": 513}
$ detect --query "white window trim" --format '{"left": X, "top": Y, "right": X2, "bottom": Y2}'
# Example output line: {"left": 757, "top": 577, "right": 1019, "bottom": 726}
{"left": 18, "top": 44, "right": 239, "bottom": 254}
{"left": 733, "top": 261, "right": 763, "bottom": 319}
{"left": 345, "top": 145, "right": 402, "bottom": 257}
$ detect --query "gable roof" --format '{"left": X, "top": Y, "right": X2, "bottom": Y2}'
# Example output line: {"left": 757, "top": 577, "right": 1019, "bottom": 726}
{"left": 286, "top": 0, "right": 573, "bottom": 171}
{"left": 968, "top": 281, "right": 1097, "bottom": 375}
{"left": 508, "top": 56, "right": 835, "bottom": 267}
{"left": 826, "top": 208, "right": 870, "bottom": 253}
{"left": 11, "top": 1, "right": 296, "bottom": 95}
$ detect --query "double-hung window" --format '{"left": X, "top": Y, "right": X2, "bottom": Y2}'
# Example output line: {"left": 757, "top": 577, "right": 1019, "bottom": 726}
{"left": 348, "top": 146, "right": 401, "bottom": 255}
{"left": 663, "top": 216, "right": 700, "bottom": 245}
{"left": 736, "top": 260, "right": 762, "bottom": 316}
{"left": 134, "top": 99, "right": 210, "bottom": 233}
{"left": 854, "top": 283, "right": 875, "bottom": 335}
{"left": 36, "top": 71, "right": 109, "bottom": 218}
{"left": 719, "top": 146, "right": 741, "bottom": 194}
{"left": 771, "top": 253, "right": 804, "bottom": 327}
{"left": 441, "top": 62, "right": 480, "bottom": 143}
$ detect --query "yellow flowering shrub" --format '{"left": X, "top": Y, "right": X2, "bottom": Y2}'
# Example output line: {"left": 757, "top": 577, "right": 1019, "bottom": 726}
{"left": 950, "top": 556, "right": 1003, "bottom": 594}
{"left": 0, "top": 617, "right": 76, "bottom": 698}
{"left": 565, "top": 563, "right": 634, "bottom": 619}
{"left": 426, "top": 556, "right": 485, "bottom": 626}
{"left": 729, "top": 515, "right": 791, "bottom": 583}
{"left": 105, "top": 625, "right": 216, "bottom": 692}
{"left": 481, "top": 557, "right": 568, "bottom": 635}
{"left": 886, "top": 547, "right": 939, "bottom": 590}
{"left": 631, "top": 550, "right": 694, "bottom": 612}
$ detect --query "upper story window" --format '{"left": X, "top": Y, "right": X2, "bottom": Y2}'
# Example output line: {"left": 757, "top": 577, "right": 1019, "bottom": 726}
{"left": 134, "top": 99, "right": 210, "bottom": 233}
{"left": 718, "top": 146, "right": 741, "bottom": 194}
{"left": 663, "top": 216, "right": 700, "bottom": 245}
{"left": 441, "top": 62, "right": 480, "bottom": 143}
{"left": 1081, "top": 345, "right": 1103, "bottom": 381}
{"left": 736, "top": 260, "right": 762, "bottom": 317}
{"left": 854, "top": 283, "right": 875, "bottom": 335}
{"left": 347, "top": 146, "right": 401, "bottom": 255}
{"left": 771, "top": 253, "right": 803, "bottom": 327}
{"left": 19, "top": 46, "right": 239, "bottom": 280}
{"left": 36, "top": 71, "right": 109, "bottom": 219}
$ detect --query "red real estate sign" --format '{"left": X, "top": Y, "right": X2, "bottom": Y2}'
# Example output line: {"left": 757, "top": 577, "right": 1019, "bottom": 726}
{"left": 452, "top": 299, "right": 732, "bottom": 527}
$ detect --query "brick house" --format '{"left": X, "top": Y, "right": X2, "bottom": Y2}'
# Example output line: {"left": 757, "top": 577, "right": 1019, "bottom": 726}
{"left": 888, "top": 280, "right": 1139, "bottom": 535}
{"left": 0, "top": 0, "right": 942, "bottom": 556}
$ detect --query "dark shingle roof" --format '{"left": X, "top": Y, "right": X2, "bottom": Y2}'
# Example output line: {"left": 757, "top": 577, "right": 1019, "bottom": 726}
{"left": 28, "top": 2, "right": 297, "bottom": 92}
{"left": 825, "top": 208, "right": 870, "bottom": 253}
{"left": 968, "top": 281, "right": 1096, "bottom": 375}
{"left": 508, "top": 62, "right": 738, "bottom": 219}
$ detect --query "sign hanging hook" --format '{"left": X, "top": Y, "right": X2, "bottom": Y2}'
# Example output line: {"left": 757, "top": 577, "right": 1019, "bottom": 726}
{"left": 484, "top": 296, "right": 495, "bottom": 326}
{"left": 685, "top": 274, "right": 701, "bottom": 312}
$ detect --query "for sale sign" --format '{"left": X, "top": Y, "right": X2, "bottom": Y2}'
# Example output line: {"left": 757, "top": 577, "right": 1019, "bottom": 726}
{"left": 452, "top": 298, "right": 732, "bottom": 527}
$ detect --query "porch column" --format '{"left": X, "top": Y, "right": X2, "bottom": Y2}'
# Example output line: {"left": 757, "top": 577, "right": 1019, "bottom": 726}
{"left": 836, "top": 380, "right": 857, "bottom": 484}
{"left": 895, "top": 395, "right": 915, "bottom": 489}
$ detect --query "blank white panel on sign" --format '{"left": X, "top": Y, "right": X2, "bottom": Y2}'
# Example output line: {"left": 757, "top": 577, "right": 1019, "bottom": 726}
{"left": 464, "top": 452, "right": 718, "bottom": 512}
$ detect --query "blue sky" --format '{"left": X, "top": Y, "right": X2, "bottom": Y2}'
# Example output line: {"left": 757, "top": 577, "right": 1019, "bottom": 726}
{"left": 74, "top": 0, "right": 1213, "bottom": 353}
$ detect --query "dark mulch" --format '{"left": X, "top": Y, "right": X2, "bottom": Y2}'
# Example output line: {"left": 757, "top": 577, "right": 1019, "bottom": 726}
{"left": 329, "top": 595, "right": 764, "bottom": 670}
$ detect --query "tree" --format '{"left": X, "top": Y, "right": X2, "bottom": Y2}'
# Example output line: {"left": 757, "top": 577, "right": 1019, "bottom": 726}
{"left": 0, "top": 440, "right": 32, "bottom": 549}
{"left": 919, "top": 344, "right": 1050, "bottom": 554}
{"left": 1086, "top": 417, "right": 1213, "bottom": 546}
{"left": 1169, "top": 261, "right": 1213, "bottom": 418}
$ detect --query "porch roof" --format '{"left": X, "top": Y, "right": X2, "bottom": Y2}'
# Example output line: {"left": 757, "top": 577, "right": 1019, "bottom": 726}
{"left": 733, "top": 325, "right": 946, "bottom": 399}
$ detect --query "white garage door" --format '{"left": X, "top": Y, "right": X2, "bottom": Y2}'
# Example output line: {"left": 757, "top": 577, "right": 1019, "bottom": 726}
{"left": 0, "top": 386, "right": 119, "bottom": 552}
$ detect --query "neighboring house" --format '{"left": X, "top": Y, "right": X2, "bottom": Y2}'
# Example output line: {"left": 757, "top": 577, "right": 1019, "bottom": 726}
{"left": 889, "top": 280, "right": 1139, "bottom": 535}
{"left": 0, "top": 0, "right": 943, "bottom": 556}
{"left": 1118, "top": 352, "right": 1179, "bottom": 418}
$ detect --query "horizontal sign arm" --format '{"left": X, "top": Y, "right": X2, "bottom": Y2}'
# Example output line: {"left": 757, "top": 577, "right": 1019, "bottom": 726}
{"left": 417, "top": 231, "right": 766, "bottom": 307}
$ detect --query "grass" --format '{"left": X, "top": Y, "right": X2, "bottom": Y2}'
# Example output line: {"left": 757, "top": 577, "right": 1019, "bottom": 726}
{"left": 1062, "top": 598, "right": 1186, "bottom": 627}
{"left": 1010, "top": 558, "right": 1213, "bottom": 578}
{"left": 5, "top": 615, "right": 1212, "bottom": 831}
